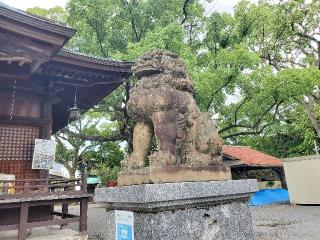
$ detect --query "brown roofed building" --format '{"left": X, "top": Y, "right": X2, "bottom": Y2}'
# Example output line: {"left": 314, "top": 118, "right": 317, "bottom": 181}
{"left": 223, "top": 145, "right": 283, "bottom": 167}
{"left": 222, "top": 146, "right": 286, "bottom": 189}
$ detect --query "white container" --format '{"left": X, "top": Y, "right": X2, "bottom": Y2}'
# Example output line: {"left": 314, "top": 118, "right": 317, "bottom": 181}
{"left": 283, "top": 155, "right": 320, "bottom": 204}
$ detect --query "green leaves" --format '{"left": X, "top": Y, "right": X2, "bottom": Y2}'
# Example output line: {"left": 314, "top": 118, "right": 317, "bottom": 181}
{"left": 27, "top": 6, "right": 67, "bottom": 23}
{"left": 29, "top": 0, "right": 320, "bottom": 159}
{"left": 125, "top": 23, "right": 197, "bottom": 68}
{"left": 275, "top": 68, "right": 320, "bottom": 100}
{"left": 55, "top": 115, "right": 125, "bottom": 178}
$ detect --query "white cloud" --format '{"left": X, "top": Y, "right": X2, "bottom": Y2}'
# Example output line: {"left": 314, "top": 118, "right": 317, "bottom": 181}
{"left": 1, "top": 0, "right": 256, "bottom": 13}
{"left": 202, "top": 0, "right": 238, "bottom": 14}
{"left": 203, "top": 0, "right": 260, "bottom": 14}
{"left": 0, "top": 0, "right": 68, "bottom": 10}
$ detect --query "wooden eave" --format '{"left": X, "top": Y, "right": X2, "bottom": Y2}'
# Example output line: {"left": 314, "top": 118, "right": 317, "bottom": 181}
{"left": 37, "top": 49, "right": 134, "bottom": 86}
{"left": 32, "top": 50, "right": 133, "bottom": 133}
{"left": 0, "top": 3, "right": 76, "bottom": 76}
{"left": 0, "top": 3, "right": 75, "bottom": 45}
{"left": 0, "top": 3, "right": 134, "bottom": 133}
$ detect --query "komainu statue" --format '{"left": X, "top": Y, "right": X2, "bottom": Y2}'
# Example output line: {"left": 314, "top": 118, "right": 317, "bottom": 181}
{"left": 119, "top": 51, "right": 230, "bottom": 185}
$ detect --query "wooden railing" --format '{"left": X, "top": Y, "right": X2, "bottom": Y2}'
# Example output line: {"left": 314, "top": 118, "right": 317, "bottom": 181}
{"left": 0, "top": 171, "right": 88, "bottom": 198}
{"left": 0, "top": 173, "right": 89, "bottom": 240}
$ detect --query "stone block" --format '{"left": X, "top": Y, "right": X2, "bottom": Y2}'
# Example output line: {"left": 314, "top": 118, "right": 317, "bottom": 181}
{"left": 117, "top": 165, "right": 231, "bottom": 186}
{"left": 150, "top": 165, "right": 231, "bottom": 184}
{"left": 118, "top": 168, "right": 150, "bottom": 186}
{"left": 95, "top": 179, "right": 257, "bottom": 240}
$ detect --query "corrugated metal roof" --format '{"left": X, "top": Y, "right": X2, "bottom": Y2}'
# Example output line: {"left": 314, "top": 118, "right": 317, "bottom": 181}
{"left": 223, "top": 145, "right": 283, "bottom": 167}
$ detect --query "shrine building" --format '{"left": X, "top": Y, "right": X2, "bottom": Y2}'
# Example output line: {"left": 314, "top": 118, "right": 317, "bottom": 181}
{"left": 0, "top": 3, "right": 132, "bottom": 239}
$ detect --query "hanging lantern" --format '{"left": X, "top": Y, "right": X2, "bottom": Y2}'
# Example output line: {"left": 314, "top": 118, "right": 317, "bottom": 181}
{"left": 68, "top": 83, "right": 81, "bottom": 121}
{"left": 68, "top": 104, "right": 81, "bottom": 121}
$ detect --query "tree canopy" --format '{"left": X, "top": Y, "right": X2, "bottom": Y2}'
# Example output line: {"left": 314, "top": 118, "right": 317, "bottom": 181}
{"left": 27, "top": 0, "right": 320, "bottom": 178}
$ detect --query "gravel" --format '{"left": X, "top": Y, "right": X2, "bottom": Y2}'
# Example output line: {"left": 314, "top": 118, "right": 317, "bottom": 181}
{"left": 69, "top": 203, "right": 320, "bottom": 240}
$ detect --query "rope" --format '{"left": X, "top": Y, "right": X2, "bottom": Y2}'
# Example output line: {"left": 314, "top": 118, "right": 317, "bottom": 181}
{"left": 9, "top": 80, "right": 17, "bottom": 121}
{"left": 74, "top": 83, "right": 78, "bottom": 106}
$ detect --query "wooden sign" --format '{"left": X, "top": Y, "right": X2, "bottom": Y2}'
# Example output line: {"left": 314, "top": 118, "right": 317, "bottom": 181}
{"left": 32, "top": 139, "right": 56, "bottom": 170}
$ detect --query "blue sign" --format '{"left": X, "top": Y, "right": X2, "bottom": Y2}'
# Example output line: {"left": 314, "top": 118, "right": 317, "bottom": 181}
{"left": 117, "top": 224, "right": 133, "bottom": 240}
{"left": 115, "top": 210, "right": 134, "bottom": 240}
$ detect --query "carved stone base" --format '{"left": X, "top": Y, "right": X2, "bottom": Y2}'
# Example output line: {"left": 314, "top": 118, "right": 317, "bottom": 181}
{"left": 117, "top": 165, "right": 231, "bottom": 186}
{"left": 94, "top": 180, "right": 258, "bottom": 240}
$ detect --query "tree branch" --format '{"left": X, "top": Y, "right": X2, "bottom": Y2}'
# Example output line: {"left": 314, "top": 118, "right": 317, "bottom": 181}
{"left": 297, "top": 32, "right": 318, "bottom": 43}
{"left": 221, "top": 100, "right": 282, "bottom": 139}
{"left": 181, "top": 0, "right": 192, "bottom": 25}
{"left": 81, "top": 8, "right": 109, "bottom": 57}
{"left": 121, "top": 0, "right": 141, "bottom": 42}
{"left": 60, "top": 128, "right": 128, "bottom": 142}
{"left": 252, "top": 100, "right": 279, "bottom": 128}
{"left": 218, "top": 97, "right": 249, "bottom": 134}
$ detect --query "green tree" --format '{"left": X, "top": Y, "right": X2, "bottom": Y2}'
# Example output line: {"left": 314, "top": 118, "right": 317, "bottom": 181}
{"left": 28, "top": 0, "right": 205, "bottom": 151}
{"left": 55, "top": 114, "right": 124, "bottom": 178}
{"left": 28, "top": 0, "right": 320, "bottom": 160}
{"left": 192, "top": 0, "right": 320, "bottom": 159}
{"left": 237, "top": 106, "right": 317, "bottom": 158}
{"left": 27, "top": 6, "right": 67, "bottom": 23}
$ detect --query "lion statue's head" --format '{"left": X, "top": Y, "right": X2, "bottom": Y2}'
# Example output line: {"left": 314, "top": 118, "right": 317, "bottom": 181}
{"left": 131, "top": 50, "right": 194, "bottom": 94}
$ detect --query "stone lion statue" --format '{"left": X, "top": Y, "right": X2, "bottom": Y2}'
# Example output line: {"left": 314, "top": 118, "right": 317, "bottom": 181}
{"left": 121, "top": 50, "right": 223, "bottom": 172}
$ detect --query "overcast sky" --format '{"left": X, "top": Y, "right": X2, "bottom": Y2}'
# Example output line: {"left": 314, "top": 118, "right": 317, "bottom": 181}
{"left": 0, "top": 0, "right": 254, "bottom": 13}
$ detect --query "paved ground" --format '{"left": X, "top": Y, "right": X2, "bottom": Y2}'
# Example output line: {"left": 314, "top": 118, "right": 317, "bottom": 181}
{"left": 68, "top": 203, "right": 320, "bottom": 240}
{"left": 0, "top": 226, "right": 86, "bottom": 240}
{"left": 252, "top": 204, "right": 320, "bottom": 240}
{"left": 69, "top": 203, "right": 106, "bottom": 240}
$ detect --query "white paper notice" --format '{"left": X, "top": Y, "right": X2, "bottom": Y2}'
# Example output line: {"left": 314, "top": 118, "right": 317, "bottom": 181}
{"left": 32, "top": 139, "right": 56, "bottom": 169}
{"left": 115, "top": 210, "right": 134, "bottom": 240}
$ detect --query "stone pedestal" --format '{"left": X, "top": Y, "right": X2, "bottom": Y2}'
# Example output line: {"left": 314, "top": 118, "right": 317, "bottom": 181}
{"left": 117, "top": 165, "right": 231, "bottom": 186}
{"left": 95, "top": 179, "right": 257, "bottom": 240}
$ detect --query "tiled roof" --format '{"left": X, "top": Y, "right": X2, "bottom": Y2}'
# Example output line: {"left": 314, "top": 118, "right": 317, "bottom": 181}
{"left": 59, "top": 48, "right": 134, "bottom": 65}
{"left": 223, "top": 145, "right": 283, "bottom": 167}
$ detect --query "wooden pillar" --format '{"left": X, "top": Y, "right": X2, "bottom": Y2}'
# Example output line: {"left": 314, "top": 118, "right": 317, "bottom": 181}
{"left": 79, "top": 163, "right": 88, "bottom": 234}
{"left": 39, "top": 100, "right": 52, "bottom": 179}
{"left": 79, "top": 198, "right": 88, "bottom": 233}
{"left": 41, "top": 101, "right": 52, "bottom": 139}
{"left": 60, "top": 203, "right": 69, "bottom": 229}
{"left": 18, "top": 202, "right": 29, "bottom": 240}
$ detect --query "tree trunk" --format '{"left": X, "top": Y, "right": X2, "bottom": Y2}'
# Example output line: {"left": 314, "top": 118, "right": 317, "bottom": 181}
{"left": 302, "top": 96, "right": 320, "bottom": 139}
{"left": 68, "top": 168, "right": 76, "bottom": 179}
{"left": 62, "top": 162, "right": 76, "bottom": 179}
